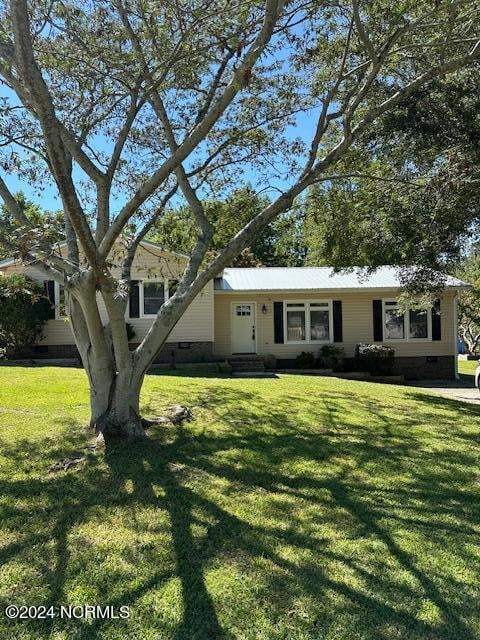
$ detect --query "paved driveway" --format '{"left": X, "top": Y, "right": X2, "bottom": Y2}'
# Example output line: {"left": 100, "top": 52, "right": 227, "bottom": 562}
{"left": 408, "top": 378, "right": 480, "bottom": 405}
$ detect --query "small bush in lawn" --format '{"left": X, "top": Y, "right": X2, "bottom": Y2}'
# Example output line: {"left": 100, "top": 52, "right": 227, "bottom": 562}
{"left": 296, "top": 351, "right": 316, "bottom": 368}
{"left": 355, "top": 343, "right": 395, "bottom": 375}
{"left": 0, "top": 274, "right": 52, "bottom": 357}
{"left": 318, "top": 345, "right": 345, "bottom": 370}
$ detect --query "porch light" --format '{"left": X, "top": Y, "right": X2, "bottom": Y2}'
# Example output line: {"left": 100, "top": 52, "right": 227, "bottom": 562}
{"left": 262, "top": 304, "right": 268, "bottom": 314}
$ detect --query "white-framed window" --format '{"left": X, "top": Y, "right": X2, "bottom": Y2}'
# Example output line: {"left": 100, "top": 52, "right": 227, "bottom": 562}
{"left": 139, "top": 279, "right": 177, "bottom": 318}
{"left": 54, "top": 282, "right": 67, "bottom": 319}
{"left": 383, "top": 300, "right": 431, "bottom": 341}
{"left": 284, "top": 300, "right": 333, "bottom": 343}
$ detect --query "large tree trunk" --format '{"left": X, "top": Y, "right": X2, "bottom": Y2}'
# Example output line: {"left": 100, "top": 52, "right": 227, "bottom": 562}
{"left": 88, "top": 367, "right": 145, "bottom": 440}
{"left": 69, "top": 286, "right": 148, "bottom": 441}
{"left": 68, "top": 275, "right": 192, "bottom": 440}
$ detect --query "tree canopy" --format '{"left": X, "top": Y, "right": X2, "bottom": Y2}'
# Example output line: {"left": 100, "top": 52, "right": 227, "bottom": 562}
{"left": 0, "top": 194, "right": 62, "bottom": 259}
{"left": 301, "top": 68, "right": 480, "bottom": 285}
{"left": 150, "top": 186, "right": 304, "bottom": 266}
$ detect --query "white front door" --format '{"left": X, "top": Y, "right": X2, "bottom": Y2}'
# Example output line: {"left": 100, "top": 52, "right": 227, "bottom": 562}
{"left": 231, "top": 303, "right": 256, "bottom": 353}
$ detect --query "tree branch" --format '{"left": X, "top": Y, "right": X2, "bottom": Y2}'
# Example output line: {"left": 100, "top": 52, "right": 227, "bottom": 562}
{"left": 117, "top": 4, "right": 213, "bottom": 245}
{"left": 352, "top": 0, "right": 377, "bottom": 63}
{"left": 120, "top": 183, "right": 179, "bottom": 282}
{"left": 0, "top": 36, "right": 107, "bottom": 187}
{"left": 351, "top": 46, "right": 480, "bottom": 136}
{"left": 100, "top": 0, "right": 283, "bottom": 258}
{"left": 10, "top": 0, "right": 101, "bottom": 271}
{"left": 320, "top": 173, "right": 425, "bottom": 187}
{"left": 302, "top": 16, "right": 354, "bottom": 176}
{"left": 0, "top": 175, "right": 30, "bottom": 226}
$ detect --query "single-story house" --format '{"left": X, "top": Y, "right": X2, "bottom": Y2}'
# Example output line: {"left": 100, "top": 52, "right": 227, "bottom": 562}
{"left": 0, "top": 241, "right": 469, "bottom": 379}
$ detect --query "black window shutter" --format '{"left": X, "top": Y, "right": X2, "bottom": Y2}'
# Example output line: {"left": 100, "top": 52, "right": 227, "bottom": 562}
{"left": 333, "top": 300, "right": 343, "bottom": 342}
{"left": 273, "top": 301, "right": 284, "bottom": 344}
{"left": 432, "top": 299, "right": 441, "bottom": 341}
{"left": 129, "top": 280, "right": 140, "bottom": 318}
{"left": 373, "top": 299, "right": 383, "bottom": 342}
{"left": 44, "top": 280, "right": 55, "bottom": 319}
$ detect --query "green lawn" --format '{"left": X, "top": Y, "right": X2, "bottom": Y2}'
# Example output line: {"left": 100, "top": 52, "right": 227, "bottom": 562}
{"left": 1, "top": 367, "right": 480, "bottom": 640}
{"left": 458, "top": 358, "right": 477, "bottom": 381}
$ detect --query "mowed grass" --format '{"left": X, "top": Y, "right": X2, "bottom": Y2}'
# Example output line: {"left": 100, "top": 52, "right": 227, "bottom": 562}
{"left": 1, "top": 367, "right": 480, "bottom": 640}
{"left": 458, "top": 358, "right": 477, "bottom": 381}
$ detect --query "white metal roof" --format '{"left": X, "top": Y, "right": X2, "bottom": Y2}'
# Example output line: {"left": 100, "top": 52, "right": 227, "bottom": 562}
{"left": 214, "top": 266, "right": 469, "bottom": 291}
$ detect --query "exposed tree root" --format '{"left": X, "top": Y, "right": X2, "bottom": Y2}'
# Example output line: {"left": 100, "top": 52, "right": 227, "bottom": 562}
{"left": 148, "top": 404, "right": 193, "bottom": 426}
{"left": 47, "top": 404, "right": 193, "bottom": 472}
{"left": 48, "top": 456, "right": 86, "bottom": 473}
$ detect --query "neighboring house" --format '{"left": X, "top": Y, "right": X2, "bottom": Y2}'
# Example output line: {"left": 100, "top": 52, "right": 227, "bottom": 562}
{"left": 0, "top": 242, "right": 469, "bottom": 379}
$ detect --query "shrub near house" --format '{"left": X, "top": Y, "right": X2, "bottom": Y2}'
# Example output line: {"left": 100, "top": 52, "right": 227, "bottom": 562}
{"left": 295, "top": 345, "right": 345, "bottom": 370}
{"left": 318, "top": 344, "right": 345, "bottom": 370}
{"left": 356, "top": 343, "right": 395, "bottom": 375}
{"left": 0, "top": 274, "right": 51, "bottom": 357}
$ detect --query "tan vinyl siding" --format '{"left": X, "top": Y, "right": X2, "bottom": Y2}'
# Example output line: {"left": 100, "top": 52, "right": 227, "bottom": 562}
{"left": 213, "top": 290, "right": 457, "bottom": 359}
{"left": 128, "top": 283, "right": 214, "bottom": 342}
{"left": 0, "top": 243, "right": 214, "bottom": 345}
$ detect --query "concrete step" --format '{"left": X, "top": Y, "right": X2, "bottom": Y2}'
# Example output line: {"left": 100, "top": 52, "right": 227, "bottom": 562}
{"left": 275, "top": 368, "right": 334, "bottom": 375}
{"left": 230, "top": 362, "right": 266, "bottom": 372}
{"left": 232, "top": 371, "right": 277, "bottom": 378}
{"left": 228, "top": 356, "right": 266, "bottom": 372}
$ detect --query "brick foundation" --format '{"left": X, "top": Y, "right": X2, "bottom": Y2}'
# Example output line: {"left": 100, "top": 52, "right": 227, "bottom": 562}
{"left": 133, "top": 341, "right": 214, "bottom": 364}
{"left": 391, "top": 355, "right": 456, "bottom": 380}
{"left": 15, "top": 341, "right": 214, "bottom": 365}
{"left": 342, "top": 355, "right": 456, "bottom": 380}
{"left": 12, "top": 347, "right": 456, "bottom": 379}
{"left": 276, "top": 355, "right": 456, "bottom": 380}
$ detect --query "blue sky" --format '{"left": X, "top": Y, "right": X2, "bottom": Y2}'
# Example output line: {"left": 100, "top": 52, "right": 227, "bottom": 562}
{"left": 0, "top": 85, "right": 318, "bottom": 215}
{"left": 0, "top": 15, "right": 319, "bottom": 216}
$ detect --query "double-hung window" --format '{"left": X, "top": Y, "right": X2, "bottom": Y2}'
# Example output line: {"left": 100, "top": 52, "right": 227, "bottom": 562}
{"left": 140, "top": 279, "right": 177, "bottom": 318}
{"left": 285, "top": 301, "right": 332, "bottom": 343}
{"left": 309, "top": 302, "right": 331, "bottom": 341}
{"left": 286, "top": 302, "right": 306, "bottom": 341}
{"left": 408, "top": 308, "right": 429, "bottom": 339}
{"left": 142, "top": 281, "right": 165, "bottom": 317}
{"left": 383, "top": 300, "right": 431, "bottom": 341}
{"left": 384, "top": 301, "right": 405, "bottom": 339}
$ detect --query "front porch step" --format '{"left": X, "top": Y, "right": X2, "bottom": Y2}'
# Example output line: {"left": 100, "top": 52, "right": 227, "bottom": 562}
{"left": 230, "top": 362, "right": 266, "bottom": 372}
{"left": 232, "top": 371, "right": 277, "bottom": 378}
{"left": 228, "top": 356, "right": 266, "bottom": 372}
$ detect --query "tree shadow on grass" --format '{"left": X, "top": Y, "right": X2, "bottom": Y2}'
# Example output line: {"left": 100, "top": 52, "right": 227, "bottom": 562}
{"left": 404, "top": 387, "right": 480, "bottom": 417}
{"left": 1, "top": 384, "right": 480, "bottom": 639}
{"left": 103, "top": 434, "right": 226, "bottom": 640}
